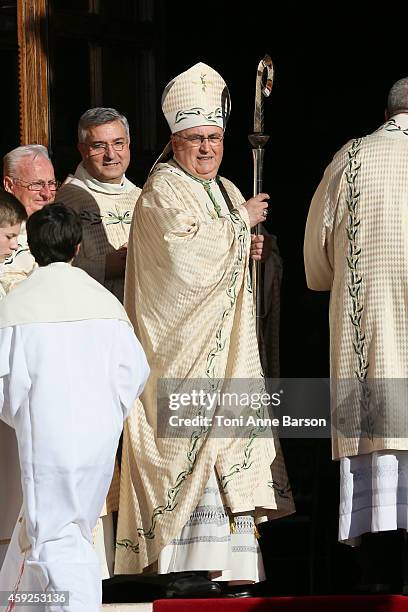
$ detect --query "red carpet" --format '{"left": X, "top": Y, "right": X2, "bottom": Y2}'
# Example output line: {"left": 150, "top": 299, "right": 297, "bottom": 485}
{"left": 153, "top": 595, "right": 408, "bottom": 612}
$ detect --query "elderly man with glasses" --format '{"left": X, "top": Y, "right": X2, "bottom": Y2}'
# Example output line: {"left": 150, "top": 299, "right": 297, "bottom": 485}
{"left": 0, "top": 144, "right": 56, "bottom": 580}
{"left": 118, "top": 63, "right": 294, "bottom": 599}
{"left": 58, "top": 107, "right": 140, "bottom": 303}
{"left": 2, "top": 144, "right": 57, "bottom": 294}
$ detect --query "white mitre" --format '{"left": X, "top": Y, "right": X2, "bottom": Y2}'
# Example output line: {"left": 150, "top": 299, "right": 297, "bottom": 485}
{"left": 162, "top": 62, "right": 231, "bottom": 133}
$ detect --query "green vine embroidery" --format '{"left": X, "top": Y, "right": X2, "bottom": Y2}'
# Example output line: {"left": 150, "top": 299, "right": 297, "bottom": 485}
{"left": 81, "top": 209, "right": 132, "bottom": 226}
{"left": 345, "top": 138, "right": 374, "bottom": 440}
{"left": 206, "top": 210, "right": 247, "bottom": 380}
{"left": 383, "top": 118, "right": 408, "bottom": 136}
{"left": 106, "top": 211, "right": 132, "bottom": 225}
{"left": 268, "top": 479, "right": 292, "bottom": 499}
{"left": 116, "top": 538, "right": 139, "bottom": 554}
{"left": 175, "top": 107, "right": 223, "bottom": 125}
{"left": 117, "top": 199, "right": 248, "bottom": 554}
{"left": 246, "top": 268, "right": 253, "bottom": 294}
{"left": 220, "top": 226, "right": 269, "bottom": 489}
{"left": 220, "top": 387, "right": 271, "bottom": 489}
{"left": 221, "top": 440, "right": 255, "bottom": 488}
{"left": 80, "top": 210, "right": 102, "bottom": 224}
{"left": 4, "top": 244, "right": 29, "bottom": 265}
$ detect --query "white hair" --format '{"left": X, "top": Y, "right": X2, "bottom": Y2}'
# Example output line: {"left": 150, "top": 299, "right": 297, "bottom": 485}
{"left": 3, "top": 144, "right": 51, "bottom": 178}
{"left": 387, "top": 77, "right": 408, "bottom": 117}
{"left": 78, "top": 107, "right": 130, "bottom": 142}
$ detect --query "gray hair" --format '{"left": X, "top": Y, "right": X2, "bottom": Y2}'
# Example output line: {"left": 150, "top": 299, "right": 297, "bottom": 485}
{"left": 387, "top": 77, "right": 408, "bottom": 117}
{"left": 78, "top": 107, "right": 130, "bottom": 143}
{"left": 3, "top": 144, "right": 50, "bottom": 177}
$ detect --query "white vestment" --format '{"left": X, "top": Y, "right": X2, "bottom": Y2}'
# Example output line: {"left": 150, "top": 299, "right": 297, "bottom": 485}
{"left": 0, "top": 263, "right": 149, "bottom": 611}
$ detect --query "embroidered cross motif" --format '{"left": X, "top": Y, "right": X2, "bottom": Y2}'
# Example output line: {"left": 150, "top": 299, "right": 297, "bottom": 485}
{"left": 81, "top": 210, "right": 132, "bottom": 227}
{"left": 106, "top": 211, "right": 132, "bottom": 226}
{"left": 193, "top": 72, "right": 209, "bottom": 92}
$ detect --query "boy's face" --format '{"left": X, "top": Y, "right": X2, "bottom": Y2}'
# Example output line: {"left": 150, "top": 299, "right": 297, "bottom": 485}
{"left": 0, "top": 223, "right": 21, "bottom": 263}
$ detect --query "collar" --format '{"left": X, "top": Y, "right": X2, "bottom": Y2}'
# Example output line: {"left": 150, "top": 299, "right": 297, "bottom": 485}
{"left": 171, "top": 158, "right": 218, "bottom": 187}
{"left": 385, "top": 112, "right": 408, "bottom": 130}
{"left": 73, "top": 162, "right": 136, "bottom": 194}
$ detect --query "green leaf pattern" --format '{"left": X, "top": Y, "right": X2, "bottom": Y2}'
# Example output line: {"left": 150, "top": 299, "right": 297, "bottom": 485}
{"left": 345, "top": 138, "right": 374, "bottom": 440}
{"left": 117, "top": 202, "right": 249, "bottom": 553}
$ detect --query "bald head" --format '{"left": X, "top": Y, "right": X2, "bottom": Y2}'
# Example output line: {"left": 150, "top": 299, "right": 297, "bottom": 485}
{"left": 387, "top": 78, "right": 408, "bottom": 118}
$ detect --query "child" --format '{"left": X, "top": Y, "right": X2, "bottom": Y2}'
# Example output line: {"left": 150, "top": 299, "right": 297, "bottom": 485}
{"left": 0, "top": 191, "right": 26, "bottom": 577}
{"left": 0, "top": 203, "right": 149, "bottom": 610}
{"left": 0, "top": 191, "right": 27, "bottom": 296}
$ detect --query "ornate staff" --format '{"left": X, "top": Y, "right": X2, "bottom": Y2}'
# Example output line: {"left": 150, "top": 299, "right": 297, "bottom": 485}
{"left": 248, "top": 54, "right": 274, "bottom": 342}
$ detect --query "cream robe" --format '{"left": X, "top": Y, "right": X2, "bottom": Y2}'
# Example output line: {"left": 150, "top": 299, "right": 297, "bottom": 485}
{"left": 0, "top": 223, "right": 36, "bottom": 295}
{"left": 58, "top": 163, "right": 141, "bottom": 303}
{"left": 116, "top": 160, "right": 294, "bottom": 574}
{"left": 304, "top": 113, "right": 408, "bottom": 459}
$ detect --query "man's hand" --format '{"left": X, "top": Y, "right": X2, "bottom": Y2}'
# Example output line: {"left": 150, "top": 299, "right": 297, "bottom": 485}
{"left": 105, "top": 244, "right": 127, "bottom": 280}
{"left": 243, "top": 193, "right": 269, "bottom": 228}
{"left": 250, "top": 234, "right": 272, "bottom": 261}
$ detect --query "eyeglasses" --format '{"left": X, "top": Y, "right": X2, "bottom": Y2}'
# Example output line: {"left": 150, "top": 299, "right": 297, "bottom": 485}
{"left": 174, "top": 134, "right": 224, "bottom": 147}
{"left": 82, "top": 139, "right": 129, "bottom": 156}
{"left": 11, "top": 177, "right": 60, "bottom": 191}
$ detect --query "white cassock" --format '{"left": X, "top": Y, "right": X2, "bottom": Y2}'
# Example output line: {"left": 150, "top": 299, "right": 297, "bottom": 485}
{"left": 0, "top": 263, "right": 149, "bottom": 612}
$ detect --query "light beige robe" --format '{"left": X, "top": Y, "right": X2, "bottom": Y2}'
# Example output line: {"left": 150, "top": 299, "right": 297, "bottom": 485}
{"left": 116, "top": 160, "right": 294, "bottom": 574}
{"left": 0, "top": 223, "right": 36, "bottom": 295}
{"left": 304, "top": 113, "right": 408, "bottom": 459}
{"left": 58, "top": 163, "right": 141, "bottom": 303}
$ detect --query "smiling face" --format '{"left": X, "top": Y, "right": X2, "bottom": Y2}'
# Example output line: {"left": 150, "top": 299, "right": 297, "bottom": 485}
{"left": 3, "top": 155, "right": 56, "bottom": 217}
{"left": 171, "top": 125, "right": 224, "bottom": 180}
{"left": 0, "top": 222, "right": 21, "bottom": 262}
{"left": 78, "top": 120, "right": 131, "bottom": 184}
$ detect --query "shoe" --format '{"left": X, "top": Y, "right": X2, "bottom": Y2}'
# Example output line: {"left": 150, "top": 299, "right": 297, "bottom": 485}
{"left": 354, "top": 531, "right": 404, "bottom": 595}
{"left": 223, "top": 589, "right": 253, "bottom": 598}
{"left": 165, "top": 574, "right": 222, "bottom": 598}
{"left": 219, "top": 583, "right": 254, "bottom": 598}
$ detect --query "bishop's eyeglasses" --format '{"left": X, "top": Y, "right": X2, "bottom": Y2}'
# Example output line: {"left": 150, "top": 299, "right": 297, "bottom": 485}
{"left": 173, "top": 133, "right": 224, "bottom": 147}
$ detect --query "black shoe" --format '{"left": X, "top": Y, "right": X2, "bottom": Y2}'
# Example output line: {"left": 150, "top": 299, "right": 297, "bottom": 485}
{"left": 354, "top": 531, "right": 404, "bottom": 594}
{"left": 165, "top": 575, "right": 222, "bottom": 598}
{"left": 219, "top": 583, "right": 254, "bottom": 598}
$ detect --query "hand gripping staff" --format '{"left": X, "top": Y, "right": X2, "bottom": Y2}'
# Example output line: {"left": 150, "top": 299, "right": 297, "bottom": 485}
{"left": 248, "top": 54, "right": 274, "bottom": 344}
